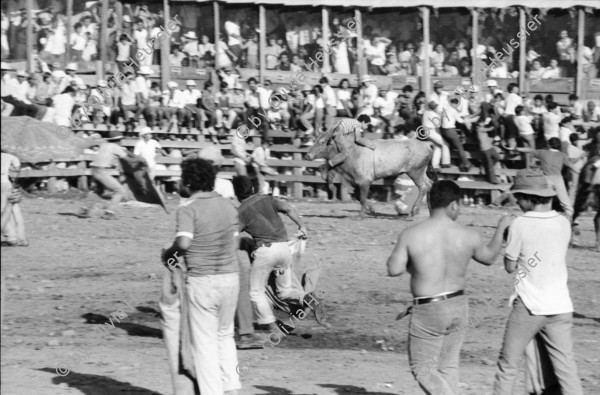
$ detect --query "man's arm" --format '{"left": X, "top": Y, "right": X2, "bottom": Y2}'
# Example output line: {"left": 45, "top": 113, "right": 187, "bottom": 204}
{"left": 387, "top": 230, "right": 409, "bottom": 277}
{"left": 273, "top": 198, "right": 307, "bottom": 237}
{"left": 472, "top": 214, "right": 515, "bottom": 265}
{"left": 354, "top": 128, "right": 376, "bottom": 149}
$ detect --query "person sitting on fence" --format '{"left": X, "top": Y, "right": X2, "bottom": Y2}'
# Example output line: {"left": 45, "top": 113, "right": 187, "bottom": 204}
{"left": 134, "top": 127, "right": 168, "bottom": 181}
{"left": 144, "top": 82, "right": 164, "bottom": 129}
{"left": 215, "top": 81, "right": 235, "bottom": 135}
{"left": 328, "top": 115, "right": 376, "bottom": 167}
{"left": 118, "top": 72, "right": 144, "bottom": 133}
{"left": 228, "top": 83, "right": 246, "bottom": 132}
{"left": 181, "top": 80, "right": 202, "bottom": 133}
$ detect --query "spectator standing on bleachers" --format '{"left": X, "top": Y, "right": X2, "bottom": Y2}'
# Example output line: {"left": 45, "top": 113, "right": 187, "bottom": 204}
{"left": 424, "top": 101, "right": 451, "bottom": 170}
{"left": 116, "top": 34, "right": 133, "bottom": 73}
{"left": 373, "top": 85, "right": 399, "bottom": 135}
{"left": 556, "top": 30, "right": 574, "bottom": 74}
{"left": 558, "top": 117, "right": 575, "bottom": 154}
{"left": 514, "top": 105, "right": 536, "bottom": 149}
{"left": 134, "top": 127, "right": 167, "bottom": 181}
{"left": 70, "top": 22, "right": 86, "bottom": 61}
{"left": 543, "top": 102, "right": 562, "bottom": 142}
{"left": 319, "top": 77, "right": 337, "bottom": 133}
{"left": 181, "top": 80, "right": 202, "bottom": 132}
{"left": 164, "top": 81, "right": 185, "bottom": 134}
{"left": 132, "top": 19, "right": 151, "bottom": 66}
{"left": 509, "top": 137, "right": 578, "bottom": 220}
{"left": 218, "top": 67, "right": 239, "bottom": 90}
{"left": 503, "top": 83, "right": 523, "bottom": 150}
{"left": 225, "top": 17, "right": 243, "bottom": 67}
{"left": 1, "top": 151, "right": 27, "bottom": 247}
{"left": 332, "top": 37, "right": 350, "bottom": 74}
{"left": 397, "top": 85, "right": 416, "bottom": 128}
{"left": 542, "top": 59, "right": 562, "bottom": 79}
{"left": 475, "top": 119, "right": 501, "bottom": 184}
{"left": 182, "top": 31, "right": 200, "bottom": 68}
{"left": 78, "top": 130, "right": 132, "bottom": 220}
{"left": 215, "top": 33, "right": 235, "bottom": 69}
{"left": 198, "top": 34, "right": 215, "bottom": 66}
{"left": 242, "top": 34, "right": 258, "bottom": 70}
{"left": 265, "top": 37, "right": 282, "bottom": 70}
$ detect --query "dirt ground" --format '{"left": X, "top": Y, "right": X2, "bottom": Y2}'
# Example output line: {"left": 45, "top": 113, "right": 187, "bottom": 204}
{"left": 1, "top": 194, "right": 599, "bottom": 395}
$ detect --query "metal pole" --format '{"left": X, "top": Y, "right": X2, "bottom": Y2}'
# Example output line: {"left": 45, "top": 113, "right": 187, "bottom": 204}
{"left": 160, "top": 0, "right": 171, "bottom": 92}
{"left": 422, "top": 7, "right": 431, "bottom": 100}
{"left": 214, "top": 1, "right": 221, "bottom": 88}
{"left": 99, "top": 0, "right": 108, "bottom": 79}
{"left": 519, "top": 8, "right": 526, "bottom": 96}
{"left": 322, "top": 6, "right": 330, "bottom": 73}
{"left": 576, "top": 7, "right": 585, "bottom": 97}
{"left": 471, "top": 8, "right": 480, "bottom": 96}
{"left": 259, "top": 5, "right": 266, "bottom": 84}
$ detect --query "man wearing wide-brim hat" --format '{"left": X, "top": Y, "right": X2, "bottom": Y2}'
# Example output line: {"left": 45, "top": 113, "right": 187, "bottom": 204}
{"left": 182, "top": 31, "right": 201, "bottom": 68}
{"left": 1, "top": 64, "right": 41, "bottom": 119}
{"left": 79, "top": 130, "right": 133, "bottom": 220}
{"left": 492, "top": 169, "right": 584, "bottom": 395}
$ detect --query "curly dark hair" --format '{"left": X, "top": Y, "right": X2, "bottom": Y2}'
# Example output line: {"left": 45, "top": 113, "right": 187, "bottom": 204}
{"left": 181, "top": 158, "right": 216, "bottom": 193}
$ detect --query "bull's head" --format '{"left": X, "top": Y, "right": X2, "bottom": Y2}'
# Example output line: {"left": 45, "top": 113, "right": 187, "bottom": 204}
{"left": 306, "top": 130, "right": 335, "bottom": 161}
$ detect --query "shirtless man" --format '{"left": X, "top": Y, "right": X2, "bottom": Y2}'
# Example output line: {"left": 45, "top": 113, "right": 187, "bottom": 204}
{"left": 328, "top": 114, "right": 376, "bottom": 167}
{"left": 386, "top": 180, "right": 514, "bottom": 395}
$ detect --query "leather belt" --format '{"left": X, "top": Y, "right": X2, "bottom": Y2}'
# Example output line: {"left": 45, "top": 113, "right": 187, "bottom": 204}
{"left": 413, "top": 290, "right": 464, "bottom": 306}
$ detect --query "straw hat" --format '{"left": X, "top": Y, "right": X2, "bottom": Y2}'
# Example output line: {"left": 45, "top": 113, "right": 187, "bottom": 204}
{"left": 138, "top": 66, "right": 152, "bottom": 75}
{"left": 185, "top": 80, "right": 196, "bottom": 86}
{"left": 301, "top": 84, "right": 313, "bottom": 92}
{"left": 66, "top": 63, "right": 78, "bottom": 71}
{"left": 198, "top": 146, "right": 224, "bottom": 166}
{"left": 139, "top": 126, "right": 152, "bottom": 136}
{"left": 167, "top": 81, "right": 179, "bottom": 89}
{"left": 510, "top": 170, "right": 556, "bottom": 197}
{"left": 183, "top": 31, "right": 198, "bottom": 40}
{"left": 484, "top": 79, "right": 498, "bottom": 87}
{"left": 361, "top": 74, "right": 374, "bottom": 83}
{"left": 433, "top": 80, "right": 444, "bottom": 89}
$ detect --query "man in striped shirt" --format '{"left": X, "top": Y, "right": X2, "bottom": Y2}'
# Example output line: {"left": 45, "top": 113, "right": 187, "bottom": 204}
{"left": 328, "top": 115, "right": 376, "bottom": 167}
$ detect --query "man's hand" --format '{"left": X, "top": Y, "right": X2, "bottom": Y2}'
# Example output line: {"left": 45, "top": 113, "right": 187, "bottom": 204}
{"left": 7, "top": 189, "right": 22, "bottom": 204}
{"left": 498, "top": 214, "right": 516, "bottom": 230}
{"left": 298, "top": 226, "right": 308, "bottom": 239}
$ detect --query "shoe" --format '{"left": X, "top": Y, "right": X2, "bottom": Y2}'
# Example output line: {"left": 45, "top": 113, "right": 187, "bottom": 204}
{"left": 101, "top": 211, "right": 117, "bottom": 220}
{"left": 236, "top": 333, "right": 265, "bottom": 350}
{"left": 305, "top": 128, "right": 314, "bottom": 136}
{"left": 276, "top": 320, "right": 295, "bottom": 335}
{"left": 303, "top": 292, "right": 328, "bottom": 326}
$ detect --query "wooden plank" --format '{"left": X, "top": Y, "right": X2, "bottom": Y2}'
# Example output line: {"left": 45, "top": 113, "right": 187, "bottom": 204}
{"left": 161, "top": 0, "right": 171, "bottom": 91}
{"left": 26, "top": 0, "right": 33, "bottom": 71}
{"left": 519, "top": 8, "right": 526, "bottom": 95}
{"left": 527, "top": 78, "right": 574, "bottom": 94}
{"left": 99, "top": 0, "right": 108, "bottom": 79}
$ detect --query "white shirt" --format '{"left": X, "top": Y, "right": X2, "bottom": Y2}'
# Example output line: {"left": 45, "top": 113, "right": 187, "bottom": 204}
{"left": 166, "top": 89, "right": 185, "bottom": 108}
{"left": 52, "top": 93, "right": 75, "bottom": 126}
{"left": 1, "top": 152, "right": 20, "bottom": 184}
{"left": 133, "top": 29, "right": 148, "bottom": 49}
{"left": 224, "top": 21, "right": 241, "bottom": 46}
{"left": 361, "top": 84, "right": 378, "bottom": 108}
{"left": 515, "top": 115, "right": 534, "bottom": 135}
{"left": 134, "top": 139, "right": 162, "bottom": 168}
{"left": 559, "top": 126, "right": 572, "bottom": 143}
{"left": 504, "top": 93, "right": 523, "bottom": 116}
{"left": 336, "top": 89, "right": 351, "bottom": 110}
{"left": 215, "top": 178, "right": 235, "bottom": 200}
{"left": 322, "top": 85, "right": 337, "bottom": 108}
{"left": 181, "top": 88, "right": 201, "bottom": 105}
{"left": 374, "top": 92, "right": 398, "bottom": 117}
{"left": 70, "top": 32, "right": 86, "bottom": 51}
{"left": 134, "top": 76, "right": 150, "bottom": 100}
{"left": 430, "top": 91, "right": 448, "bottom": 107}
{"left": 542, "top": 112, "right": 561, "bottom": 140}
{"left": 440, "top": 105, "right": 463, "bottom": 129}
{"left": 1, "top": 74, "right": 19, "bottom": 97}
{"left": 505, "top": 211, "right": 574, "bottom": 315}
{"left": 542, "top": 67, "right": 561, "bottom": 79}
{"left": 422, "top": 109, "right": 441, "bottom": 130}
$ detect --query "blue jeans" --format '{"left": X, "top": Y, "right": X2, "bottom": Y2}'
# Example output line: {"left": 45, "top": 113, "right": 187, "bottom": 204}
{"left": 493, "top": 297, "right": 583, "bottom": 395}
{"left": 408, "top": 295, "right": 468, "bottom": 395}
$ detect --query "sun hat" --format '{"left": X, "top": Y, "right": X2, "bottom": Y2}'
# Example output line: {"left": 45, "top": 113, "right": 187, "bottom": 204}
{"left": 66, "top": 63, "right": 78, "bottom": 71}
{"left": 198, "top": 145, "right": 224, "bottom": 166}
{"left": 167, "top": 81, "right": 179, "bottom": 89}
{"left": 484, "top": 79, "right": 498, "bottom": 87}
{"left": 138, "top": 66, "right": 152, "bottom": 75}
{"left": 510, "top": 169, "right": 556, "bottom": 197}
{"left": 106, "top": 130, "right": 124, "bottom": 141}
{"left": 139, "top": 126, "right": 152, "bottom": 136}
{"left": 301, "top": 84, "right": 313, "bottom": 92}
{"left": 185, "top": 80, "right": 196, "bottom": 86}
{"left": 433, "top": 80, "right": 444, "bottom": 89}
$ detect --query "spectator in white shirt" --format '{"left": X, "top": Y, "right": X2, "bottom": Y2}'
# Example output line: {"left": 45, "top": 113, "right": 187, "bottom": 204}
{"left": 182, "top": 32, "right": 200, "bottom": 67}
{"left": 119, "top": 74, "right": 143, "bottom": 132}
{"left": 440, "top": 97, "right": 472, "bottom": 171}
{"left": 528, "top": 60, "right": 546, "bottom": 79}
{"left": 566, "top": 94, "right": 584, "bottom": 120}
{"left": 181, "top": 80, "right": 202, "bottom": 131}
{"left": 373, "top": 86, "right": 399, "bottom": 135}
{"left": 430, "top": 80, "right": 448, "bottom": 107}
{"left": 224, "top": 18, "right": 242, "bottom": 66}
{"left": 357, "top": 75, "right": 379, "bottom": 117}
{"left": 336, "top": 78, "right": 354, "bottom": 118}
{"left": 542, "top": 59, "right": 561, "bottom": 79}
{"left": 542, "top": 102, "right": 562, "bottom": 142}
{"left": 199, "top": 35, "right": 215, "bottom": 62}
{"left": 502, "top": 83, "right": 523, "bottom": 149}
{"left": 514, "top": 105, "right": 536, "bottom": 149}
{"left": 169, "top": 46, "right": 186, "bottom": 67}
{"left": 164, "top": 81, "right": 185, "bottom": 132}
{"left": 51, "top": 86, "right": 77, "bottom": 127}
{"left": 319, "top": 77, "right": 338, "bottom": 132}
{"left": 133, "top": 127, "right": 167, "bottom": 180}
{"left": 583, "top": 101, "right": 600, "bottom": 123}
{"left": 245, "top": 77, "right": 269, "bottom": 137}
{"left": 70, "top": 23, "right": 86, "bottom": 60}
{"left": 423, "top": 101, "right": 450, "bottom": 169}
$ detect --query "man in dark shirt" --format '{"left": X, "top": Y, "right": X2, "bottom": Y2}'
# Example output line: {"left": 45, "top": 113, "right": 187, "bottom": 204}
{"left": 233, "top": 175, "right": 320, "bottom": 338}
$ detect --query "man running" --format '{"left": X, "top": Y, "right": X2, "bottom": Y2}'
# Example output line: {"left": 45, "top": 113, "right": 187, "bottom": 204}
{"left": 328, "top": 115, "right": 376, "bottom": 167}
{"left": 386, "top": 180, "right": 514, "bottom": 395}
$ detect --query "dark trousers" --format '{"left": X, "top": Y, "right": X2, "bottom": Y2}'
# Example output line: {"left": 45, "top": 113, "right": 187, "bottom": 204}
{"left": 482, "top": 148, "right": 500, "bottom": 184}
{"left": 1, "top": 95, "right": 40, "bottom": 119}
{"left": 441, "top": 127, "right": 471, "bottom": 167}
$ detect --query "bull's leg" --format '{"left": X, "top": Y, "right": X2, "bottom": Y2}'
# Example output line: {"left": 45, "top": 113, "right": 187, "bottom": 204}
{"left": 406, "top": 167, "right": 433, "bottom": 216}
{"left": 358, "top": 182, "right": 374, "bottom": 218}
